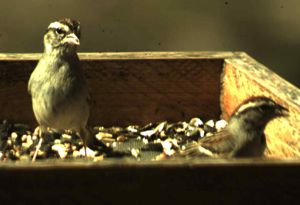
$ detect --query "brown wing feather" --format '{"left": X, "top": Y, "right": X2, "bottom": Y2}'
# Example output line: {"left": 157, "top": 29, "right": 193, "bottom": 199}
{"left": 179, "top": 129, "right": 237, "bottom": 158}
{"left": 199, "top": 129, "right": 236, "bottom": 156}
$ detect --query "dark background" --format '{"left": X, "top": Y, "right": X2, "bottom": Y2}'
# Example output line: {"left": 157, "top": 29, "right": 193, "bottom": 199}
{"left": 0, "top": 0, "right": 299, "bottom": 87}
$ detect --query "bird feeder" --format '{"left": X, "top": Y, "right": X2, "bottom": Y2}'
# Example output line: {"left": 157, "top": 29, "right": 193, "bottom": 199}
{"left": 0, "top": 52, "right": 299, "bottom": 203}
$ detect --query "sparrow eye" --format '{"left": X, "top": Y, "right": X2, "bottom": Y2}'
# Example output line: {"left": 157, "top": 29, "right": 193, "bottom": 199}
{"left": 259, "top": 105, "right": 272, "bottom": 113}
{"left": 56, "top": 28, "right": 64, "bottom": 35}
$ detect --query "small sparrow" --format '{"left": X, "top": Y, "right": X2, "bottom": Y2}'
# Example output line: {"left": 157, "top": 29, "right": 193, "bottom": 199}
{"left": 28, "top": 18, "right": 90, "bottom": 161}
{"left": 180, "top": 97, "right": 289, "bottom": 158}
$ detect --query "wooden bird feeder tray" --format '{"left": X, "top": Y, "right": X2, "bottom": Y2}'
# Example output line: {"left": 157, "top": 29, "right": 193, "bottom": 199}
{"left": 0, "top": 52, "right": 299, "bottom": 203}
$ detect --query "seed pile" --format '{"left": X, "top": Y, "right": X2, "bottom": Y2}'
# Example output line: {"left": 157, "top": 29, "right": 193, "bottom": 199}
{"left": 0, "top": 118, "right": 228, "bottom": 161}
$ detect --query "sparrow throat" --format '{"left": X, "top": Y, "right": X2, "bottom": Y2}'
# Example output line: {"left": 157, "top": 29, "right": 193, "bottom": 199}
{"left": 227, "top": 115, "right": 265, "bottom": 146}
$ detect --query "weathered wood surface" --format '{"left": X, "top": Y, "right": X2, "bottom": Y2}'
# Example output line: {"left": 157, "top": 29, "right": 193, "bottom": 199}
{"left": 221, "top": 53, "right": 300, "bottom": 158}
{"left": 0, "top": 158, "right": 299, "bottom": 169}
{"left": 0, "top": 159, "right": 299, "bottom": 204}
{"left": 0, "top": 51, "right": 236, "bottom": 60}
{"left": 0, "top": 51, "right": 299, "bottom": 158}
{"left": 0, "top": 52, "right": 225, "bottom": 127}
{"left": 0, "top": 52, "right": 299, "bottom": 204}
{"left": 86, "top": 59, "right": 223, "bottom": 126}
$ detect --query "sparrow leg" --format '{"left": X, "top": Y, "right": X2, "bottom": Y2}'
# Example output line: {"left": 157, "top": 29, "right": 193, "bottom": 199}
{"left": 79, "top": 128, "right": 89, "bottom": 158}
{"left": 83, "top": 139, "right": 87, "bottom": 158}
{"left": 32, "top": 126, "right": 45, "bottom": 162}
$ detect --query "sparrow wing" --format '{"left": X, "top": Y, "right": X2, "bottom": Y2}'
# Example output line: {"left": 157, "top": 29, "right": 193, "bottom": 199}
{"left": 179, "top": 129, "right": 237, "bottom": 158}
{"left": 199, "top": 129, "right": 237, "bottom": 157}
{"left": 179, "top": 142, "right": 217, "bottom": 157}
{"left": 27, "top": 70, "right": 35, "bottom": 95}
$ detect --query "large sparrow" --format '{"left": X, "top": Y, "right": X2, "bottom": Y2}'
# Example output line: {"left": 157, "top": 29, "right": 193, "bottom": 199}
{"left": 180, "top": 97, "right": 289, "bottom": 158}
{"left": 28, "top": 18, "right": 90, "bottom": 161}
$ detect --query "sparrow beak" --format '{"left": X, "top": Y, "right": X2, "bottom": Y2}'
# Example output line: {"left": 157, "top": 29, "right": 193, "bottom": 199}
{"left": 62, "top": 33, "right": 80, "bottom": 46}
{"left": 276, "top": 104, "right": 289, "bottom": 117}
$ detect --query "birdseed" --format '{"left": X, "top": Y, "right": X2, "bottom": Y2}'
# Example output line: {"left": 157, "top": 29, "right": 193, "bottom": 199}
{"left": 0, "top": 117, "right": 227, "bottom": 161}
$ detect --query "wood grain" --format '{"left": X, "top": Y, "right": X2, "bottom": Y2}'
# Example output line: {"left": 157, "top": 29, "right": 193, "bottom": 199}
{"left": 0, "top": 51, "right": 236, "bottom": 61}
{"left": 0, "top": 51, "right": 299, "bottom": 158}
{"left": 86, "top": 59, "right": 223, "bottom": 126}
{"left": 0, "top": 52, "right": 224, "bottom": 127}
{"left": 0, "top": 52, "right": 299, "bottom": 203}
{"left": 220, "top": 53, "right": 300, "bottom": 158}
{"left": 0, "top": 159, "right": 299, "bottom": 204}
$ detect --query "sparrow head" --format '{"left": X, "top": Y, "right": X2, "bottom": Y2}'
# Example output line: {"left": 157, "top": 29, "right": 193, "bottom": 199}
{"left": 231, "top": 96, "right": 289, "bottom": 127}
{"left": 44, "top": 18, "right": 81, "bottom": 53}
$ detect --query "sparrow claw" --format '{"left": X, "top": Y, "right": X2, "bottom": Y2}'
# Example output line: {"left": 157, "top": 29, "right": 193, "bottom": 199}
{"left": 32, "top": 137, "right": 43, "bottom": 162}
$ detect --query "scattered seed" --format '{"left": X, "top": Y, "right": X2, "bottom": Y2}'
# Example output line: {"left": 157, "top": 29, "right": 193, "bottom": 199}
{"left": 19, "top": 155, "right": 30, "bottom": 161}
{"left": 155, "top": 121, "right": 167, "bottom": 133}
{"left": 142, "top": 138, "right": 149, "bottom": 144}
{"left": 96, "top": 132, "right": 113, "bottom": 140}
{"left": 7, "top": 139, "right": 12, "bottom": 146}
{"left": 52, "top": 144, "right": 68, "bottom": 159}
{"left": 73, "top": 150, "right": 80, "bottom": 158}
{"left": 127, "top": 125, "right": 139, "bottom": 133}
{"left": 93, "top": 155, "right": 104, "bottom": 162}
{"left": 0, "top": 116, "right": 227, "bottom": 161}
{"left": 206, "top": 132, "right": 213, "bottom": 137}
{"left": 131, "top": 148, "right": 140, "bottom": 158}
{"left": 109, "top": 126, "right": 124, "bottom": 133}
{"left": 161, "top": 140, "right": 172, "bottom": 150}
{"left": 204, "top": 120, "right": 216, "bottom": 132}
{"left": 62, "top": 134, "right": 72, "bottom": 140}
{"left": 21, "top": 135, "right": 27, "bottom": 142}
{"left": 32, "top": 135, "right": 38, "bottom": 141}
{"left": 199, "top": 128, "right": 205, "bottom": 137}
{"left": 215, "top": 119, "right": 228, "bottom": 130}
{"left": 159, "top": 130, "right": 167, "bottom": 138}
{"left": 140, "top": 129, "right": 156, "bottom": 137}
{"left": 164, "top": 149, "right": 175, "bottom": 156}
{"left": 22, "top": 142, "right": 31, "bottom": 149}
{"left": 174, "top": 122, "right": 189, "bottom": 133}
{"left": 54, "top": 139, "right": 61, "bottom": 144}
{"left": 11, "top": 132, "right": 18, "bottom": 141}
{"left": 79, "top": 147, "right": 96, "bottom": 158}
{"left": 116, "top": 135, "right": 128, "bottom": 142}
{"left": 64, "top": 143, "right": 71, "bottom": 149}
{"left": 189, "top": 118, "right": 203, "bottom": 127}
{"left": 205, "top": 120, "right": 215, "bottom": 127}
{"left": 97, "top": 126, "right": 105, "bottom": 131}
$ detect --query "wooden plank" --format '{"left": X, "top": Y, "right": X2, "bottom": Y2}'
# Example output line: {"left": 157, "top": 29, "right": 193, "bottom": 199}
{"left": 0, "top": 53, "right": 224, "bottom": 127}
{"left": 0, "top": 51, "right": 236, "bottom": 61}
{"left": 0, "top": 158, "right": 300, "bottom": 169}
{"left": 0, "top": 52, "right": 299, "bottom": 204}
{"left": 221, "top": 52, "right": 300, "bottom": 158}
{"left": 0, "top": 159, "right": 299, "bottom": 204}
{"left": 86, "top": 59, "right": 223, "bottom": 126}
{"left": 0, "top": 51, "right": 298, "bottom": 158}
